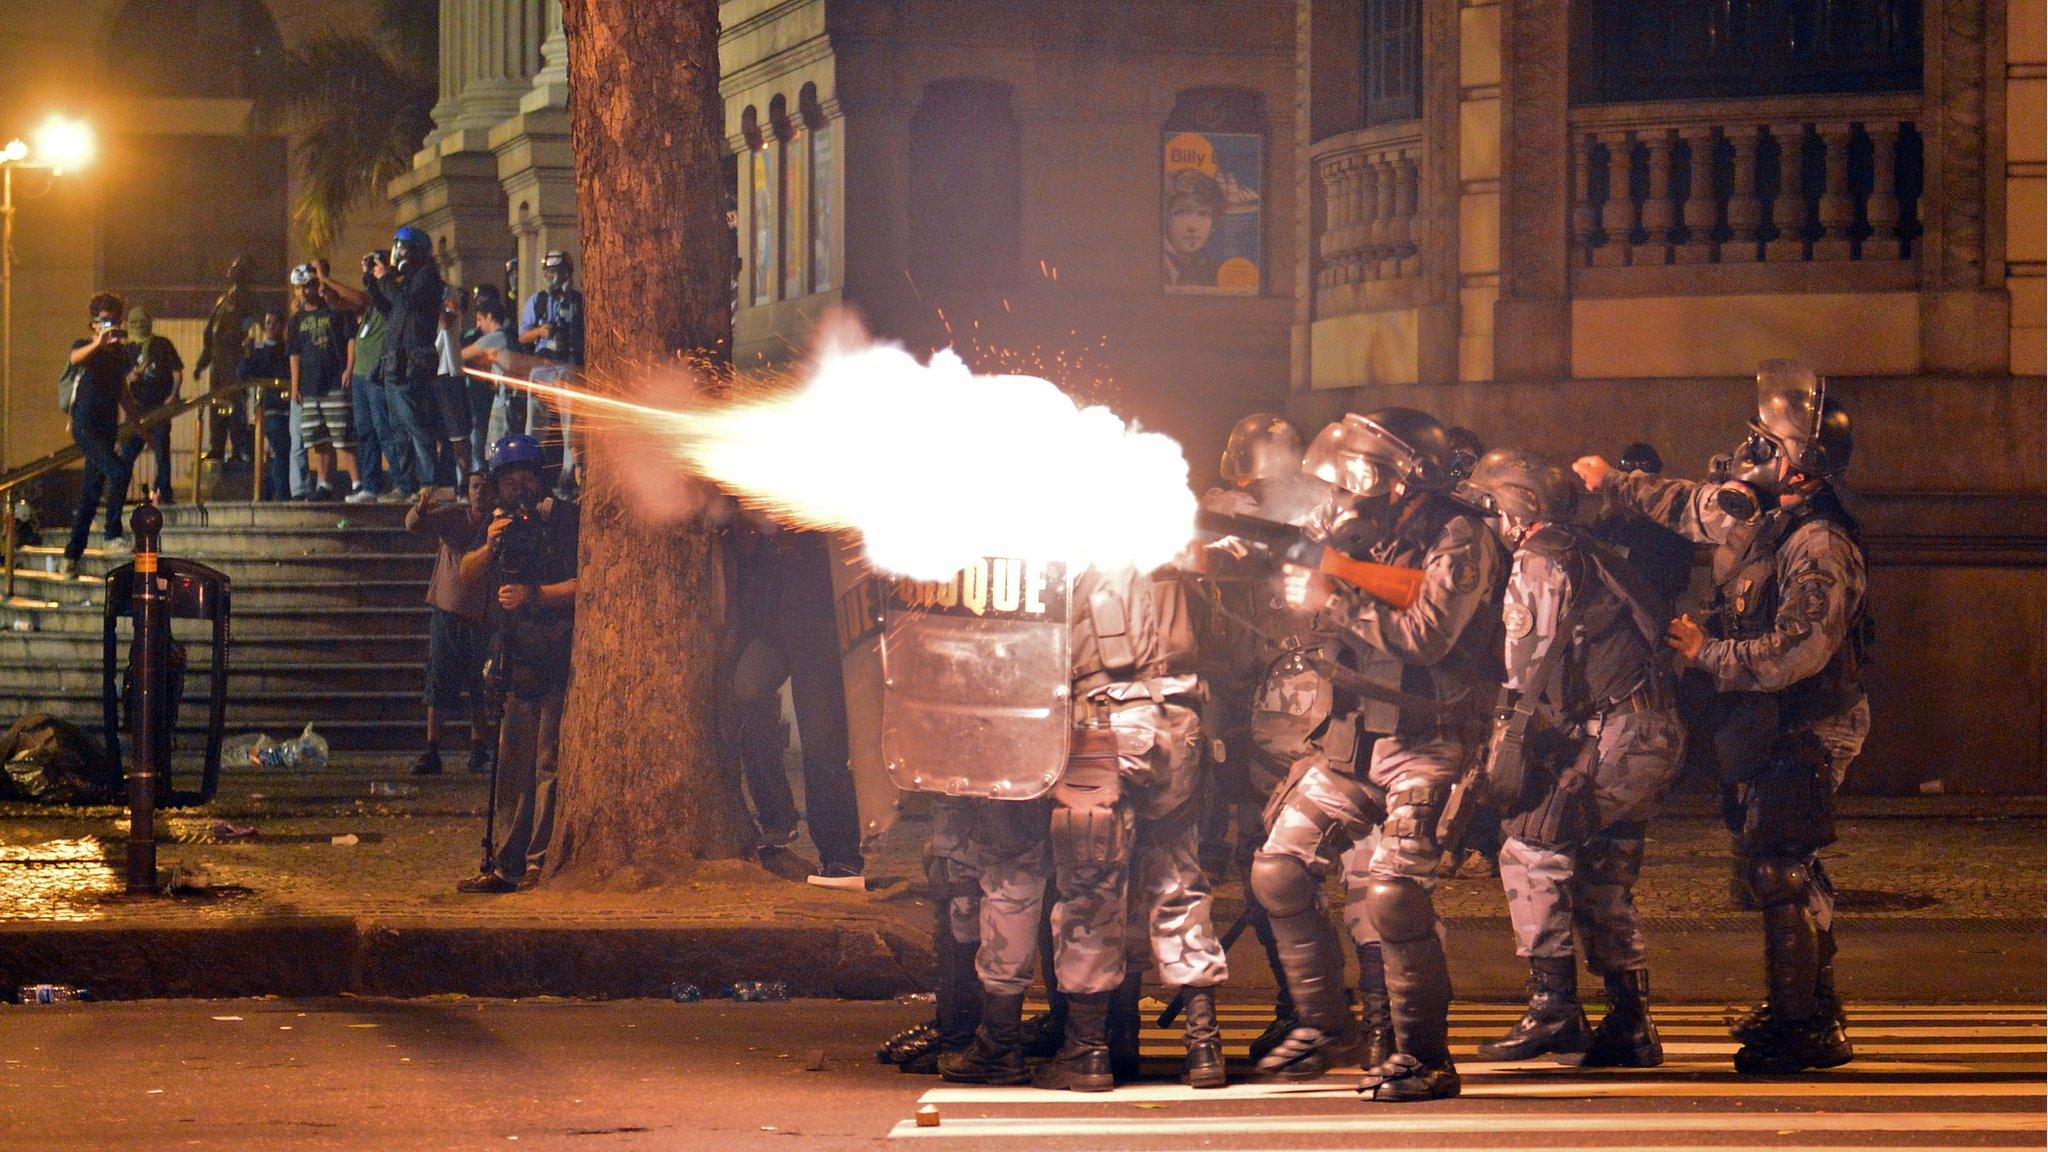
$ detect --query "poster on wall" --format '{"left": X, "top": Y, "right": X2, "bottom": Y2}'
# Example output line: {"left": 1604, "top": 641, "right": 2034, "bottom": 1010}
{"left": 1161, "top": 130, "right": 1262, "bottom": 295}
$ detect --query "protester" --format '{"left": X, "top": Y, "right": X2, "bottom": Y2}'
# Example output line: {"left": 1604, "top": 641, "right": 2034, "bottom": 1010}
{"left": 331, "top": 253, "right": 407, "bottom": 504}
{"left": 239, "top": 311, "right": 292, "bottom": 502}
{"left": 193, "top": 256, "right": 257, "bottom": 467}
{"left": 433, "top": 289, "right": 473, "bottom": 487}
{"left": 61, "top": 293, "right": 138, "bottom": 575}
{"left": 407, "top": 472, "right": 497, "bottom": 777}
{"left": 518, "top": 250, "right": 583, "bottom": 495}
{"left": 465, "top": 285, "right": 508, "bottom": 473}
{"left": 456, "top": 435, "right": 579, "bottom": 894}
{"left": 286, "top": 267, "right": 358, "bottom": 500}
{"left": 117, "top": 307, "right": 184, "bottom": 504}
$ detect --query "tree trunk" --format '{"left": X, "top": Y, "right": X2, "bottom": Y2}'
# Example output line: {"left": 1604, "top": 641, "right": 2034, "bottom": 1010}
{"left": 549, "top": 0, "right": 751, "bottom": 884}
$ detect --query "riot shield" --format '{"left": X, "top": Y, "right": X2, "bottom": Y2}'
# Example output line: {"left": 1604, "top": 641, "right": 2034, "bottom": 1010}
{"left": 828, "top": 534, "right": 900, "bottom": 848}
{"left": 835, "top": 546, "right": 1072, "bottom": 805}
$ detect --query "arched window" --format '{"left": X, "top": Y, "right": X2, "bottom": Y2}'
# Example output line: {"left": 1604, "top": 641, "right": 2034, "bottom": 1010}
{"left": 742, "top": 105, "right": 773, "bottom": 307}
{"left": 771, "top": 94, "right": 807, "bottom": 300}
{"left": 1162, "top": 88, "right": 1266, "bottom": 296}
{"left": 907, "top": 79, "right": 1020, "bottom": 302}
{"left": 1571, "top": 0, "right": 1921, "bottom": 105}
{"left": 801, "top": 84, "right": 837, "bottom": 295}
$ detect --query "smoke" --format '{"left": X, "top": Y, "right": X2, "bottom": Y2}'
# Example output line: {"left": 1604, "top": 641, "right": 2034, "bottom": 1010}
{"left": 481, "top": 321, "right": 1198, "bottom": 580}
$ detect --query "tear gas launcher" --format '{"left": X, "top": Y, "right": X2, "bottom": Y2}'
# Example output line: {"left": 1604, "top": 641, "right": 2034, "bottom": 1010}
{"left": 1193, "top": 509, "right": 1424, "bottom": 610}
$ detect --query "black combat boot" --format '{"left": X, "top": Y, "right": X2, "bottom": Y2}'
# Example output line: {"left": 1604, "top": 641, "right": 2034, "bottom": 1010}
{"left": 1247, "top": 907, "right": 1299, "bottom": 1064}
{"left": 1733, "top": 904, "right": 1850, "bottom": 1074}
{"left": 1359, "top": 911, "right": 1460, "bottom": 1102}
{"left": 1107, "top": 975, "right": 1144, "bottom": 1083}
{"left": 1254, "top": 910, "right": 1363, "bottom": 1080}
{"left": 876, "top": 1020, "right": 939, "bottom": 1066}
{"left": 1580, "top": 968, "right": 1662, "bottom": 1068}
{"left": 1476, "top": 956, "right": 1592, "bottom": 1063}
{"left": 1021, "top": 989, "right": 1068, "bottom": 1061}
{"left": 1731, "top": 927, "right": 1850, "bottom": 1045}
{"left": 1181, "top": 986, "right": 1226, "bottom": 1089}
{"left": 938, "top": 992, "right": 1029, "bottom": 1085}
{"left": 1032, "top": 991, "right": 1114, "bottom": 1092}
{"left": 1356, "top": 943, "right": 1396, "bottom": 1070}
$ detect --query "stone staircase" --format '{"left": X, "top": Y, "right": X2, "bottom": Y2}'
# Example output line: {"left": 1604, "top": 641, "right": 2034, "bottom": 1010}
{"left": 1, "top": 501, "right": 455, "bottom": 757}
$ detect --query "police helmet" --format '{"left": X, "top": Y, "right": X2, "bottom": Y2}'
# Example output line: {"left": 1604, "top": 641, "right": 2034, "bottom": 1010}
{"left": 392, "top": 226, "right": 431, "bottom": 261}
{"left": 1219, "top": 412, "right": 1304, "bottom": 485}
{"left": 1464, "top": 447, "right": 1578, "bottom": 527}
{"left": 488, "top": 434, "right": 547, "bottom": 476}
{"left": 1618, "top": 441, "right": 1664, "bottom": 475}
{"left": 1303, "top": 408, "right": 1453, "bottom": 498}
{"left": 1736, "top": 359, "right": 1852, "bottom": 489}
{"left": 541, "top": 250, "right": 573, "bottom": 280}
{"left": 289, "top": 263, "right": 317, "bottom": 287}
{"left": 1446, "top": 426, "right": 1485, "bottom": 481}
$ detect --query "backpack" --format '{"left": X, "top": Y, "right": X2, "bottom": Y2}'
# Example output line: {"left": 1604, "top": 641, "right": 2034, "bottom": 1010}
{"left": 57, "top": 362, "right": 82, "bottom": 414}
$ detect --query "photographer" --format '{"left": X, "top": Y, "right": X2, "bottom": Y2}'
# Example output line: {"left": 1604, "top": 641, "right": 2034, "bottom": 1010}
{"left": 61, "top": 292, "right": 138, "bottom": 576}
{"left": 517, "top": 250, "right": 584, "bottom": 494}
{"left": 455, "top": 434, "right": 580, "bottom": 894}
{"left": 364, "top": 226, "right": 450, "bottom": 491}
{"left": 117, "top": 307, "right": 184, "bottom": 504}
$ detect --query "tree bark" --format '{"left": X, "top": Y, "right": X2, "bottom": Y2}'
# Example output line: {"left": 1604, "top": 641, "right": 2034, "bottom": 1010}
{"left": 549, "top": 0, "right": 751, "bottom": 884}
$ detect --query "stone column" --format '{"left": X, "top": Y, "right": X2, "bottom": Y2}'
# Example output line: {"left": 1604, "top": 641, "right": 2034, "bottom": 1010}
{"left": 495, "top": 0, "right": 577, "bottom": 308}
{"left": 1919, "top": 0, "right": 2010, "bottom": 374}
{"left": 1492, "top": 0, "right": 1572, "bottom": 381}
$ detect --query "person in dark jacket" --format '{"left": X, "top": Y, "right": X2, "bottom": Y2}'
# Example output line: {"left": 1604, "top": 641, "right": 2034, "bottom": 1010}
{"left": 62, "top": 292, "right": 139, "bottom": 575}
{"left": 364, "top": 226, "right": 450, "bottom": 490}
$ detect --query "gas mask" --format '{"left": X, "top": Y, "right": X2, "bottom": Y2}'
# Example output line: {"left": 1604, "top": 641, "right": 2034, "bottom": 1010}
{"left": 1324, "top": 492, "right": 1400, "bottom": 559}
{"left": 1707, "top": 449, "right": 1768, "bottom": 522}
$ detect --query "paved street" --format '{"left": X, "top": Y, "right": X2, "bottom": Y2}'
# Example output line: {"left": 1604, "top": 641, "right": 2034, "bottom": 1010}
{"left": 2, "top": 996, "right": 2039, "bottom": 1151}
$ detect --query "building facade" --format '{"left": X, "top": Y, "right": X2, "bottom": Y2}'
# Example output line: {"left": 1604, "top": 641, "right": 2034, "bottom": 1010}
{"left": 1290, "top": 0, "right": 2046, "bottom": 792}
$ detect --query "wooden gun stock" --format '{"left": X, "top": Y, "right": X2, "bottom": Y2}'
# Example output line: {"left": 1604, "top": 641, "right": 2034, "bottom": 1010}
{"left": 1316, "top": 550, "right": 1424, "bottom": 610}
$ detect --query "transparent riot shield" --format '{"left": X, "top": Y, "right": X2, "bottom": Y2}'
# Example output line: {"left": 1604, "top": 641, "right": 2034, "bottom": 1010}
{"left": 828, "top": 534, "right": 900, "bottom": 848}
{"left": 834, "top": 545, "right": 1072, "bottom": 805}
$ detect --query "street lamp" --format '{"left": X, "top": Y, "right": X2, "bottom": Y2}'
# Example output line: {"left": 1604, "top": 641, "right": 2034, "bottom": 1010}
{"left": 2, "top": 113, "right": 95, "bottom": 472}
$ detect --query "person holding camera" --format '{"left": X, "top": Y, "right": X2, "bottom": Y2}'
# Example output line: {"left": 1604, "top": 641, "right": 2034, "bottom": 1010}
{"left": 408, "top": 470, "right": 497, "bottom": 777}
{"left": 287, "top": 266, "right": 358, "bottom": 501}
{"left": 518, "top": 250, "right": 584, "bottom": 494}
{"left": 117, "top": 307, "right": 184, "bottom": 504}
{"left": 364, "top": 226, "right": 450, "bottom": 492}
{"left": 455, "top": 434, "right": 580, "bottom": 894}
{"left": 61, "top": 293, "right": 139, "bottom": 576}
{"left": 240, "top": 311, "right": 293, "bottom": 502}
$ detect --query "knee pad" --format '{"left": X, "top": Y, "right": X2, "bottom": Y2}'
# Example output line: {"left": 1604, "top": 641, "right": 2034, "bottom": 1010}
{"left": 1582, "top": 835, "right": 1646, "bottom": 887}
{"left": 1745, "top": 856, "right": 1811, "bottom": 907}
{"left": 1366, "top": 876, "right": 1437, "bottom": 943}
{"left": 1249, "top": 851, "right": 1320, "bottom": 919}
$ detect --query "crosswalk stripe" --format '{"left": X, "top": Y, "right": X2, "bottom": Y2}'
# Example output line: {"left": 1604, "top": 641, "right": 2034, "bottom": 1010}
{"left": 1170, "top": 1024, "right": 2045, "bottom": 1039}
{"left": 1125, "top": 1050, "right": 2037, "bottom": 1073}
{"left": 1190, "top": 1009, "right": 2046, "bottom": 1022}
{"left": 920, "top": 1078, "right": 2045, "bottom": 1104}
{"left": 1126, "top": 1040, "right": 2043, "bottom": 1056}
{"left": 888, "top": 1110, "right": 2046, "bottom": 1139}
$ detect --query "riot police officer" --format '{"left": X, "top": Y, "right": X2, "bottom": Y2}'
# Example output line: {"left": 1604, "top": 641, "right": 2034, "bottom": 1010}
{"left": 1256, "top": 409, "right": 1506, "bottom": 1101}
{"left": 1192, "top": 413, "right": 1309, "bottom": 1055}
{"left": 1463, "top": 449, "right": 1684, "bottom": 1068}
{"left": 1574, "top": 359, "right": 1866, "bottom": 1075}
{"left": 941, "top": 563, "right": 1229, "bottom": 1092}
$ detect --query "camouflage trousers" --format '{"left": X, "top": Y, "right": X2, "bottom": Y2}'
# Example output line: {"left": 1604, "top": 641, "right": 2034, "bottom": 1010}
{"left": 1498, "top": 705, "right": 1686, "bottom": 971}
{"left": 926, "top": 794, "right": 1054, "bottom": 997}
{"left": 1051, "top": 700, "right": 1229, "bottom": 995}
{"left": 1260, "top": 734, "right": 1467, "bottom": 947}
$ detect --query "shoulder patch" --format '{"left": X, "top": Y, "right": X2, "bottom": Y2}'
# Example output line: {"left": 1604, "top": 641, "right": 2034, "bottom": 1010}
{"left": 1502, "top": 601, "right": 1534, "bottom": 640}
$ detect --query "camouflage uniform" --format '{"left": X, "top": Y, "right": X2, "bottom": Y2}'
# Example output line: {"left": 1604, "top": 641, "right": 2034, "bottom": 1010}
{"left": 927, "top": 794, "right": 1054, "bottom": 999}
{"left": 1494, "top": 523, "right": 1685, "bottom": 974}
{"left": 1251, "top": 492, "right": 1505, "bottom": 1088}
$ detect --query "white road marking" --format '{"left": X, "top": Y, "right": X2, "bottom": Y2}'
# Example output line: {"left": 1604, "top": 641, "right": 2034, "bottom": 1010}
{"left": 888, "top": 1110, "right": 2046, "bottom": 1139}
{"left": 919, "top": 1078, "right": 2046, "bottom": 1105}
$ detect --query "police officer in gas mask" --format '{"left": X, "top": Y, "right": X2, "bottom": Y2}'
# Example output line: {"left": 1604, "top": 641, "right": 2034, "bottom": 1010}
{"left": 1258, "top": 408, "right": 1506, "bottom": 1101}
{"left": 1463, "top": 449, "right": 1683, "bottom": 1069}
{"left": 1574, "top": 359, "right": 1866, "bottom": 1075}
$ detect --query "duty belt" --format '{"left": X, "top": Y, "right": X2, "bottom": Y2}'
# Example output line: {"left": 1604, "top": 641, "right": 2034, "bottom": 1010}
{"left": 1579, "top": 679, "right": 1672, "bottom": 736}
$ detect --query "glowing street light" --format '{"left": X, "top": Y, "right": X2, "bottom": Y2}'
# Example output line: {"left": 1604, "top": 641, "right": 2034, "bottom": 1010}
{"left": 1, "top": 113, "right": 94, "bottom": 471}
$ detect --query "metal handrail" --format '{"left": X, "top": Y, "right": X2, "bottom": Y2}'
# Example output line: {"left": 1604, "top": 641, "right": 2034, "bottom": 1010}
{"left": 1, "top": 375, "right": 262, "bottom": 602}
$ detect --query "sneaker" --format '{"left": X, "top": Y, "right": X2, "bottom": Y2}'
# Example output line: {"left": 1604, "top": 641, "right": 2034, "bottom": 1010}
{"left": 345, "top": 487, "right": 380, "bottom": 504}
{"left": 59, "top": 557, "right": 81, "bottom": 578}
{"left": 310, "top": 486, "right": 338, "bottom": 503}
{"left": 410, "top": 748, "right": 443, "bottom": 776}
{"left": 455, "top": 871, "right": 516, "bottom": 894}
{"left": 756, "top": 825, "right": 800, "bottom": 853}
{"left": 516, "top": 868, "right": 541, "bottom": 892}
{"left": 806, "top": 863, "right": 866, "bottom": 891}
{"left": 377, "top": 489, "right": 411, "bottom": 505}
{"left": 100, "top": 536, "right": 133, "bottom": 557}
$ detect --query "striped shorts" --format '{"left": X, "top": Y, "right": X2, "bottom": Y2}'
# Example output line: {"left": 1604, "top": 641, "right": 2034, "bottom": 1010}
{"left": 300, "top": 394, "right": 352, "bottom": 450}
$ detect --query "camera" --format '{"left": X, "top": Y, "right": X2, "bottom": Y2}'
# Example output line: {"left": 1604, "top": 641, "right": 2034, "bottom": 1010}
{"left": 494, "top": 499, "right": 546, "bottom": 589}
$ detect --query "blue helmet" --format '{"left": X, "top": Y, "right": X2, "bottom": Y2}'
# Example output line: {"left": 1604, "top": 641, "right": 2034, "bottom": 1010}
{"left": 392, "top": 225, "right": 430, "bottom": 256}
{"left": 488, "top": 434, "right": 546, "bottom": 476}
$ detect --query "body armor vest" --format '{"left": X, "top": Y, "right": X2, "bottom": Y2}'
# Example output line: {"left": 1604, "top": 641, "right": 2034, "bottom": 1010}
{"left": 1374, "top": 492, "right": 1505, "bottom": 734}
{"left": 1519, "top": 525, "right": 1672, "bottom": 722}
{"left": 1071, "top": 566, "right": 1200, "bottom": 696}
{"left": 1708, "top": 487, "right": 1868, "bottom": 723}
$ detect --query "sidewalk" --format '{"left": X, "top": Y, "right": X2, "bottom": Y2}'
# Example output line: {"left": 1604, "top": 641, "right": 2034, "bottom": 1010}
{"left": 0, "top": 761, "right": 2039, "bottom": 1003}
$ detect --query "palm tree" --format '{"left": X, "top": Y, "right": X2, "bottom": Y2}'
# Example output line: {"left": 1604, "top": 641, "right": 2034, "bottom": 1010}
{"left": 253, "top": 0, "right": 437, "bottom": 256}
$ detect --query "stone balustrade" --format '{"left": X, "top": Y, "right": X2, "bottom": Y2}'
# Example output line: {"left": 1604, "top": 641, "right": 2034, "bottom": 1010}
{"left": 1313, "top": 125, "right": 1424, "bottom": 292}
{"left": 1570, "top": 94, "right": 1922, "bottom": 271}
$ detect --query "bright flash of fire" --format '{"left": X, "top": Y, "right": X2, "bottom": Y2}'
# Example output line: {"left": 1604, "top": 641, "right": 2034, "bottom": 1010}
{"left": 470, "top": 336, "right": 1197, "bottom": 581}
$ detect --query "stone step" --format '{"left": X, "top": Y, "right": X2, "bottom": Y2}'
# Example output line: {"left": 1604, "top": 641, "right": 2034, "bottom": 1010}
{"left": 0, "top": 659, "right": 425, "bottom": 695}
{"left": 159, "top": 501, "right": 421, "bottom": 529}
{"left": 39, "top": 712, "right": 468, "bottom": 754}
{"left": 0, "top": 631, "right": 432, "bottom": 664}
{"left": 6, "top": 601, "right": 429, "bottom": 637}
{"left": 13, "top": 547, "right": 435, "bottom": 583}
{"left": 154, "top": 526, "right": 426, "bottom": 557}
{"left": 6, "top": 687, "right": 442, "bottom": 729}
{"left": 4, "top": 568, "right": 428, "bottom": 611}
